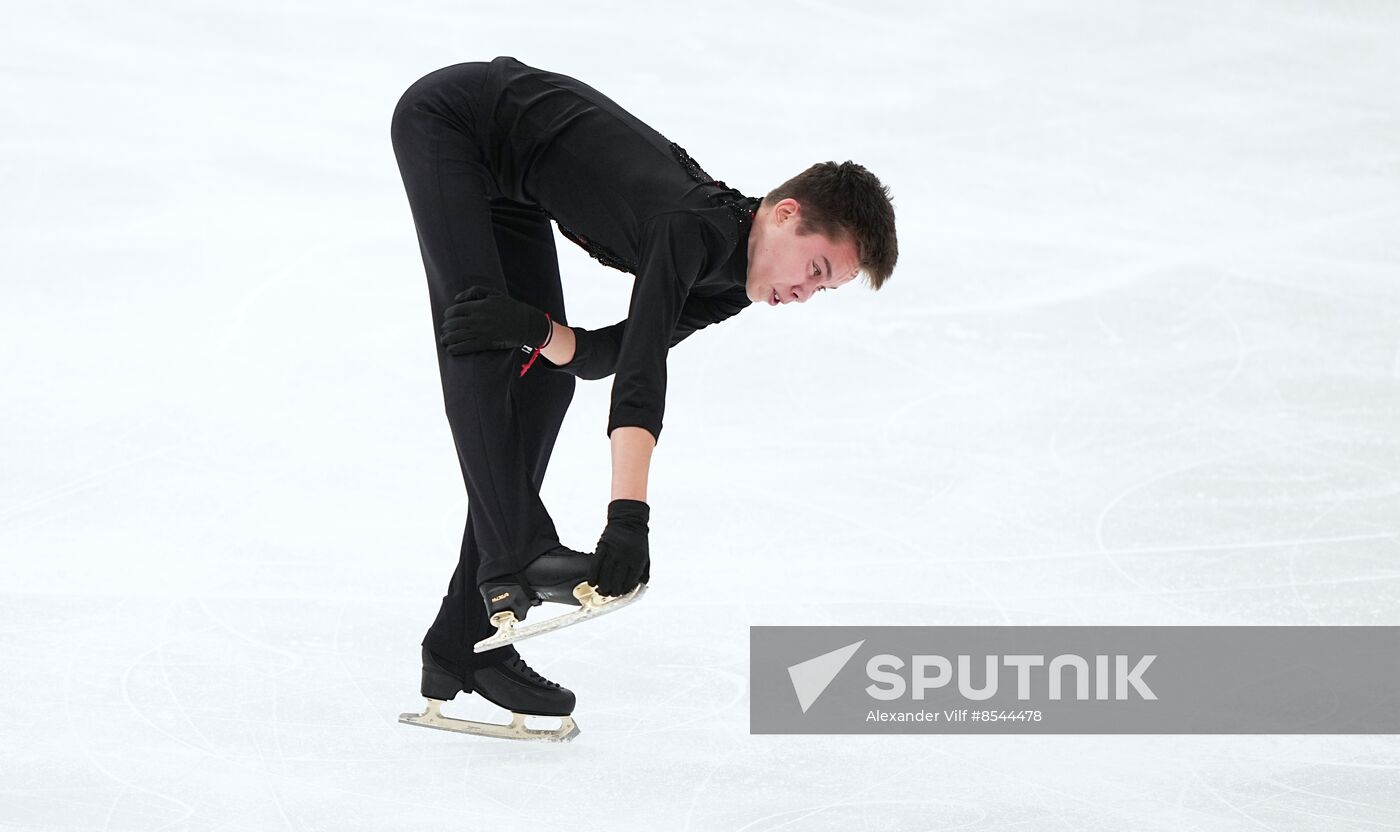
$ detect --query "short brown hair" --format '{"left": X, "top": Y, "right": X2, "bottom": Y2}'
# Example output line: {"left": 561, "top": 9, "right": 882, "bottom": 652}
{"left": 765, "top": 161, "right": 898, "bottom": 290}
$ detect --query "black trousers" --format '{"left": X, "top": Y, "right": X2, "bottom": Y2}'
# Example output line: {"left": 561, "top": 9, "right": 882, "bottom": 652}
{"left": 390, "top": 63, "right": 575, "bottom": 670}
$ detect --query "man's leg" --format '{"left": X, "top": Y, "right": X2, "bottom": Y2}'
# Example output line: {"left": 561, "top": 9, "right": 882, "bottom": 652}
{"left": 423, "top": 199, "right": 575, "bottom": 667}
{"left": 391, "top": 80, "right": 575, "bottom": 669}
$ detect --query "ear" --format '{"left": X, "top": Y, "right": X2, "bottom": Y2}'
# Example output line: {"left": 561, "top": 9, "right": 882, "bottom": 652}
{"left": 774, "top": 197, "right": 801, "bottom": 225}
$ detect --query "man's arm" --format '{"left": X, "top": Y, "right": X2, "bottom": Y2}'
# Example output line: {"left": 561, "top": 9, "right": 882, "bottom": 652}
{"left": 538, "top": 318, "right": 578, "bottom": 368}
{"left": 605, "top": 212, "right": 711, "bottom": 443}
{"left": 541, "top": 286, "right": 751, "bottom": 380}
{"left": 584, "top": 211, "right": 736, "bottom": 598}
{"left": 610, "top": 426, "right": 653, "bottom": 501}
{"left": 585, "top": 213, "right": 715, "bottom": 599}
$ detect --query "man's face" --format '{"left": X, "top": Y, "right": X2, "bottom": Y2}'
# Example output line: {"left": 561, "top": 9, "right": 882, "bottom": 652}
{"left": 745, "top": 198, "right": 861, "bottom": 306}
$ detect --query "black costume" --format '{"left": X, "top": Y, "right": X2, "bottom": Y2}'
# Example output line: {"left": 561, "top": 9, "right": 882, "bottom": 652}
{"left": 390, "top": 56, "right": 759, "bottom": 670}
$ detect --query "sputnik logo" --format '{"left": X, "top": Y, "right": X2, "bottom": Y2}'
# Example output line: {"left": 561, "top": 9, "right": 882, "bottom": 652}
{"left": 787, "top": 640, "right": 865, "bottom": 713}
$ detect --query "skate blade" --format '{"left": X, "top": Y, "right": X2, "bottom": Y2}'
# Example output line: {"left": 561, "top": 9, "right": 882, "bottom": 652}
{"left": 398, "top": 699, "right": 579, "bottom": 743}
{"left": 473, "top": 582, "right": 647, "bottom": 653}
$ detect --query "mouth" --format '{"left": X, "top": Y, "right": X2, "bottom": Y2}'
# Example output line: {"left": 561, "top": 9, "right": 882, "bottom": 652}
{"left": 769, "top": 286, "right": 780, "bottom": 306}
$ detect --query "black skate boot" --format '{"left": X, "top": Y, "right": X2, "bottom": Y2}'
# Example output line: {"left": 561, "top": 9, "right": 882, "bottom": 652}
{"left": 478, "top": 545, "right": 591, "bottom": 622}
{"left": 474, "top": 545, "right": 647, "bottom": 653}
{"left": 398, "top": 646, "right": 579, "bottom": 742}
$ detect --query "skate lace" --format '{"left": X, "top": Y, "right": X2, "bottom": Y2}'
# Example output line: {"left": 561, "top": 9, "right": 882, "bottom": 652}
{"left": 507, "top": 655, "right": 561, "bottom": 689}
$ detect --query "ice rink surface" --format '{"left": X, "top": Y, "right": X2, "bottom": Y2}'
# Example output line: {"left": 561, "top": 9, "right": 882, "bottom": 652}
{"left": 3, "top": 0, "right": 1399, "bottom": 829}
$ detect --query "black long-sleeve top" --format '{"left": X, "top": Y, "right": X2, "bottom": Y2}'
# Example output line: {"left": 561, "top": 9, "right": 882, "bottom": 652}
{"left": 473, "top": 56, "right": 759, "bottom": 443}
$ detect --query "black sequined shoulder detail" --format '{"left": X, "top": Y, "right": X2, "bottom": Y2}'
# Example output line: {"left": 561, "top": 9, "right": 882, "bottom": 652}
{"left": 724, "top": 194, "right": 761, "bottom": 242}
{"left": 670, "top": 142, "right": 760, "bottom": 242}
{"left": 671, "top": 142, "right": 717, "bottom": 186}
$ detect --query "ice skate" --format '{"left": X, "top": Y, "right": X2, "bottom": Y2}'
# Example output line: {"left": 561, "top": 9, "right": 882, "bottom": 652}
{"left": 473, "top": 544, "right": 647, "bottom": 653}
{"left": 398, "top": 646, "right": 579, "bottom": 742}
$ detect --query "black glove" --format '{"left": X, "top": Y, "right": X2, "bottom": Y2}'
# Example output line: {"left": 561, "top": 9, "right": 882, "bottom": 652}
{"left": 439, "top": 286, "right": 552, "bottom": 356}
{"left": 589, "top": 499, "right": 650, "bottom": 597}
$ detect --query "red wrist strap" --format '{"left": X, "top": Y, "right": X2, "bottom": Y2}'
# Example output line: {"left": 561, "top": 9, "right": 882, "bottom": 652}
{"left": 518, "top": 311, "right": 552, "bottom": 377}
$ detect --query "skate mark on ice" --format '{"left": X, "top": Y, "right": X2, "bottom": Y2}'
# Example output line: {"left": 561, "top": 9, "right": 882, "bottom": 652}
{"left": 333, "top": 601, "right": 395, "bottom": 727}
{"left": 78, "top": 621, "right": 200, "bottom": 827}
{"left": 1091, "top": 435, "right": 1400, "bottom": 591}
{"left": 679, "top": 746, "right": 745, "bottom": 832}
{"left": 596, "top": 663, "right": 746, "bottom": 736}
{"left": 0, "top": 440, "right": 186, "bottom": 526}
{"left": 1190, "top": 767, "right": 1291, "bottom": 832}
{"left": 733, "top": 795, "right": 978, "bottom": 832}
{"left": 1092, "top": 436, "right": 1333, "bottom": 608}
{"left": 1286, "top": 496, "right": 1349, "bottom": 626}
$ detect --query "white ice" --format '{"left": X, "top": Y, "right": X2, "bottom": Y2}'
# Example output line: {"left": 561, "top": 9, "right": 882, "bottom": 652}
{"left": 2, "top": 1, "right": 1399, "bottom": 829}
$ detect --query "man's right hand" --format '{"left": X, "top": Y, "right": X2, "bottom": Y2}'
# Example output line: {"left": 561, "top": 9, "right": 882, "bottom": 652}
{"left": 589, "top": 499, "right": 650, "bottom": 596}
{"left": 440, "top": 286, "right": 551, "bottom": 355}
